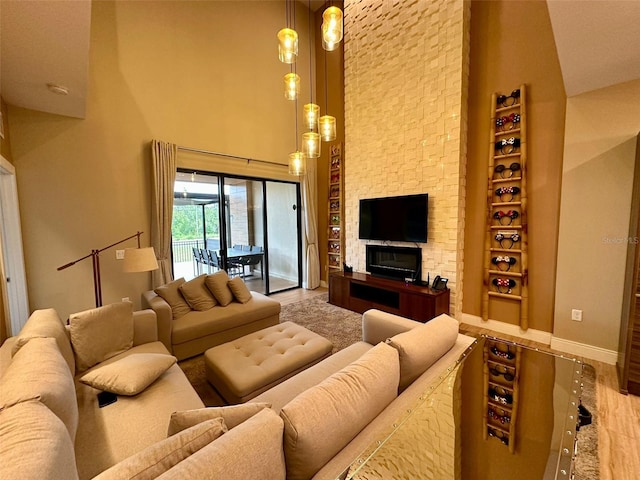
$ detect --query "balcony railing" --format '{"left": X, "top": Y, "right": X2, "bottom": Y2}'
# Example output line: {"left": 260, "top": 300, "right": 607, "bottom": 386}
{"left": 172, "top": 239, "right": 204, "bottom": 263}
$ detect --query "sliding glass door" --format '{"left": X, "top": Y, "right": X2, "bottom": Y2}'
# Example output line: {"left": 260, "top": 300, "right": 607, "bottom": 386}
{"left": 171, "top": 170, "right": 301, "bottom": 295}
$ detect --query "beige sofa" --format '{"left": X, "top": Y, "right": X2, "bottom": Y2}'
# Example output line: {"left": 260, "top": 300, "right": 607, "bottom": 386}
{"left": 0, "top": 302, "right": 205, "bottom": 480}
{"left": 0, "top": 302, "right": 475, "bottom": 480}
{"left": 142, "top": 273, "right": 281, "bottom": 360}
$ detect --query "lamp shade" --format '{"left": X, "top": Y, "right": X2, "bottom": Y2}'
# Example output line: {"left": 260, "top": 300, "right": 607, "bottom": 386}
{"left": 304, "top": 103, "right": 320, "bottom": 132}
{"left": 302, "top": 132, "right": 321, "bottom": 158}
{"left": 288, "top": 151, "right": 307, "bottom": 176}
{"left": 322, "top": 6, "right": 343, "bottom": 51}
{"left": 284, "top": 73, "right": 301, "bottom": 100}
{"left": 319, "top": 115, "right": 337, "bottom": 141}
{"left": 123, "top": 247, "right": 159, "bottom": 273}
{"left": 277, "top": 28, "right": 298, "bottom": 63}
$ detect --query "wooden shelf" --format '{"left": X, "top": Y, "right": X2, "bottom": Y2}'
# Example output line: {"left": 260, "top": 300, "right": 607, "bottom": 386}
{"left": 327, "top": 144, "right": 344, "bottom": 275}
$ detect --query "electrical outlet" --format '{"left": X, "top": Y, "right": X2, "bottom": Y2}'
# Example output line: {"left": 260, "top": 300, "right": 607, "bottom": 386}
{"left": 116, "top": 249, "right": 125, "bottom": 260}
{"left": 122, "top": 297, "right": 130, "bottom": 303}
{"left": 571, "top": 309, "right": 583, "bottom": 322}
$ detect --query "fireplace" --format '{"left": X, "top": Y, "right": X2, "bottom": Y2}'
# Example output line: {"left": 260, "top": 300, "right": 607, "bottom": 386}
{"left": 365, "top": 245, "right": 422, "bottom": 282}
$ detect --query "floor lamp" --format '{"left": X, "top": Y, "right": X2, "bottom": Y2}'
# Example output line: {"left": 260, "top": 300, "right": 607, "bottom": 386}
{"left": 57, "top": 231, "right": 159, "bottom": 307}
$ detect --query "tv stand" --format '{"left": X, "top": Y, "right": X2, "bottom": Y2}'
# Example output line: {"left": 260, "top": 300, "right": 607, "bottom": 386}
{"left": 328, "top": 271, "right": 450, "bottom": 323}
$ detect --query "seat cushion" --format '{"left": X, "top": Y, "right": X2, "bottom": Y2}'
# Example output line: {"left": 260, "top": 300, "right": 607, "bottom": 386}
{"left": 204, "top": 322, "right": 333, "bottom": 403}
{"left": 171, "top": 292, "right": 280, "bottom": 346}
{"left": 280, "top": 342, "right": 400, "bottom": 480}
{"left": 70, "top": 301, "right": 134, "bottom": 372}
{"left": 0, "top": 400, "right": 79, "bottom": 480}
{"left": 155, "top": 408, "right": 285, "bottom": 480}
{"left": 92, "top": 418, "right": 227, "bottom": 480}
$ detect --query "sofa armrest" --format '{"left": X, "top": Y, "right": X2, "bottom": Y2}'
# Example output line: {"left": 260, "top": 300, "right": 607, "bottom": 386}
{"left": 132, "top": 309, "right": 158, "bottom": 346}
{"left": 362, "top": 309, "right": 424, "bottom": 345}
{"left": 141, "top": 290, "right": 172, "bottom": 353}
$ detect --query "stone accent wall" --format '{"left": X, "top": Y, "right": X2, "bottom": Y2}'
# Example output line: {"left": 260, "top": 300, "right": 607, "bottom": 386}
{"left": 343, "top": 0, "right": 469, "bottom": 316}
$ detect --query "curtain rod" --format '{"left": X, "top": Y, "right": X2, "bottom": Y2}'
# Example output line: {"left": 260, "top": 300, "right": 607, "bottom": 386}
{"left": 177, "top": 145, "right": 287, "bottom": 169}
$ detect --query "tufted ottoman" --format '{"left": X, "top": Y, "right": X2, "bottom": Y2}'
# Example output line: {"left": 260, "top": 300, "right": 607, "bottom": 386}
{"left": 204, "top": 321, "right": 333, "bottom": 404}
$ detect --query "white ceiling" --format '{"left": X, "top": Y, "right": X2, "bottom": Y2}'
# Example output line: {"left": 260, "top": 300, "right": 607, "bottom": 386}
{"left": 1, "top": 1, "right": 639, "bottom": 118}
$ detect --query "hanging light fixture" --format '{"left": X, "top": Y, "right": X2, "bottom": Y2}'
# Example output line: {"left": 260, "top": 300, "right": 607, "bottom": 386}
{"left": 319, "top": 42, "right": 337, "bottom": 142}
{"left": 278, "top": 0, "right": 298, "bottom": 63}
{"left": 284, "top": 72, "right": 300, "bottom": 100}
{"left": 300, "top": 0, "right": 320, "bottom": 159}
{"left": 321, "top": 6, "right": 343, "bottom": 52}
{"left": 289, "top": 81, "right": 307, "bottom": 176}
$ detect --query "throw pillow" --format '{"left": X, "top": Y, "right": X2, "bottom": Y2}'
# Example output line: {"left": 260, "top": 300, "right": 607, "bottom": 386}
{"left": 80, "top": 353, "right": 177, "bottom": 396}
{"left": 155, "top": 409, "right": 285, "bottom": 480}
{"left": 280, "top": 342, "right": 399, "bottom": 480}
{"left": 154, "top": 278, "right": 192, "bottom": 319}
{"left": 179, "top": 275, "right": 217, "bottom": 311}
{"left": 204, "top": 271, "right": 234, "bottom": 306}
{"left": 385, "top": 313, "right": 459, "bottom": 391}
{"left": 70, "top": 301, "right": 134, "bottom": 372}
{"left": 0, "top": 337, "right": 78, "bottom": 440}
{"left": 227, "top": 276, "right": 252, "bottom": 304}
{"left": 167, "top": 402, "right": 272, "bottom": 436}
{"left": 0, "top": 401, "right": 79, "bottom": 480}
{"left": 92, "top": 418, "right": 227, "bottom": 480}
{"left": 11, "top": 308, "right": 76, "bottom": 374}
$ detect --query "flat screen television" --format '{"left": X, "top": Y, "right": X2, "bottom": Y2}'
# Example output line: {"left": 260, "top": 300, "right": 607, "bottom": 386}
{"left": 359, "top": 193, "right": 428, "bottom": 243}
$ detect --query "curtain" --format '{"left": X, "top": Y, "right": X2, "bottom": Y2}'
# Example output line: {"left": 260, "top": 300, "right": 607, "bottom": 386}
{"left": 302, "top": 157, "right": 320, "bottom": 289}
{"left": 151, "top": 140, "right": 177, "bottom": 287}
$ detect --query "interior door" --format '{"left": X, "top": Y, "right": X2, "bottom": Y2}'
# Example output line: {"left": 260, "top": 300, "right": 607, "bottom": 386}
{"left": 0, "top": 155, "right": 29, "bottom": 336}
{"left": 266, "top": 181, "right": 301, "bottom": 293}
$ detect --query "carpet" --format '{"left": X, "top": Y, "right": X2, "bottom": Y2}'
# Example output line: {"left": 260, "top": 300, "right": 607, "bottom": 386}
{"left": 177, "top": 294, "right": 599, "bottom": 477}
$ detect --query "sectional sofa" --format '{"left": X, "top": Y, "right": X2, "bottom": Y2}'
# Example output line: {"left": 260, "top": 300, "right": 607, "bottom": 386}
{"left": 0, "top": 300, "right": 476, "bottom": 479}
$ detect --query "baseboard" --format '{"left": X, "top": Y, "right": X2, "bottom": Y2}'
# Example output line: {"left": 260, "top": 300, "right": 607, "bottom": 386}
{"left": 460, "top": 313, "right": 553, "bottom": 345}
{"left": 460, "top": 312, "right": 619, "bottom": 365}
{"left": 550, "top": 337, "right": 618, "bottom": 365}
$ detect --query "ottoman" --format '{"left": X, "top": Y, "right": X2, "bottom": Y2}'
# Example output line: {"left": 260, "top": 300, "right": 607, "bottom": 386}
{"left": 204, "top": 321, "right": 333, "bottom": 404}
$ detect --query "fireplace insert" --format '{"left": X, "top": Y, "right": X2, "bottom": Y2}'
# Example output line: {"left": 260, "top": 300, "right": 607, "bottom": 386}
{"left": 365, "top": 245, "right": 422, "bottom": 282}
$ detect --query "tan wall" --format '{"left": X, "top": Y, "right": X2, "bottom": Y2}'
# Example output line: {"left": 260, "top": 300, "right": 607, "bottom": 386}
{"left": 343, "top": 0, "right": 470, "bottom": 316}
{"left": 554, "top": 79, "right": 640, "bottom": 352}
{"left": 463, "top": 0, "right": 566, "bottom": 332}
{"left": 9, "top": 1, "right": 311, "bottom": 319}
{"left": 0, "top": 98, "right": 13, "bottom": 344}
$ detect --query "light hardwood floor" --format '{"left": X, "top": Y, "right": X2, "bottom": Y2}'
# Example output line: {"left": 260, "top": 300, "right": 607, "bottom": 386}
{"left": 270, "top": 287, "right": 640, "bottom": 479}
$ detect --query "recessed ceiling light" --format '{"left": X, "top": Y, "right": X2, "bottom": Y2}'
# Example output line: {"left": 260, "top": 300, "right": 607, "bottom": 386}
{"left": 46, "top": 83, "right": 69, "bottom": 95}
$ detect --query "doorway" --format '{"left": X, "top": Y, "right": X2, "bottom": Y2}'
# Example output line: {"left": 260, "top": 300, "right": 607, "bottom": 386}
{"left": 171, "top": 170, "right": 301, "bottom": 294}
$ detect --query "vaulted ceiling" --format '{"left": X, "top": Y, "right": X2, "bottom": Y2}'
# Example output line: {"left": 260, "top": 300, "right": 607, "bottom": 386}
{"left": 1, "top": 1, "right": 639, "bottom": 118}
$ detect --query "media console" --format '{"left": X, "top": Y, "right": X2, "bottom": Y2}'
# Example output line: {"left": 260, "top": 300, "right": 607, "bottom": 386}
{"left": 328, "top": 271, "right": 450, "bottom": 323}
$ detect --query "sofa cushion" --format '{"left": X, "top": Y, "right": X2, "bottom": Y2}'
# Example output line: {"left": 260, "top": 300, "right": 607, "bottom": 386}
{"left": 70, "top": 301, "right": 134, "bottom": 372}
{"left": 385, "top": 313, "right": 459, "bottom": 391}
{"left": 11, "top": 308, "right": 75, "bottom": 374}
{"left": 168, "top": 402, "right": 271, "bottom": 436}
{"left": 228, "top": 276, "right": 252, "bottom": 303}
{"left": 92, "top": 418, "right": 227, "bottom": 480}
{"left": 74, "top": 341, "right": 205, "bottom": 480}
{"left": 170, "top": 292, "right": 280, "bottom": 346}
{"left": 80, "top": 353, "right": 177, "bottom": 396}
{"left": 280, "top": 342, "right": 399, "bottom": 480}
{"left": 179, "top": 275, "right": 217, "bottom": 311}
{"left": 0, "top": 400, "right": 79, "bottom": 480}
{"left": 155, "top": 278, "right": 192, "bottom": 319}
{"left": 205, "top": 271, "right": 234, "bottom": 306}
{"left": 155, "top": 408, "right": 285, "bottom": 480}
{"left": 0, "top": 337, "right": 78, "bottom": 440}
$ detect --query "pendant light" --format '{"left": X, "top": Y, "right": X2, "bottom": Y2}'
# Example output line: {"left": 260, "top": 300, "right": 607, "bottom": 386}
{"left": 301, "top": 0, "right": 320, "bottom": 159}
{"left": 284, "top": 72, "right": 300, "bottom": 100}
{"left": 278, "top": 0, "right": 298, "bottom": 63}
{"left": 321, "top": 6, "right": 343, "bottom": 52}
{"left": 319, "top": 29, "right": 337, "bottom": 142}
{"left": 289, "top": 91, "right": 307, "bottom": 176}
